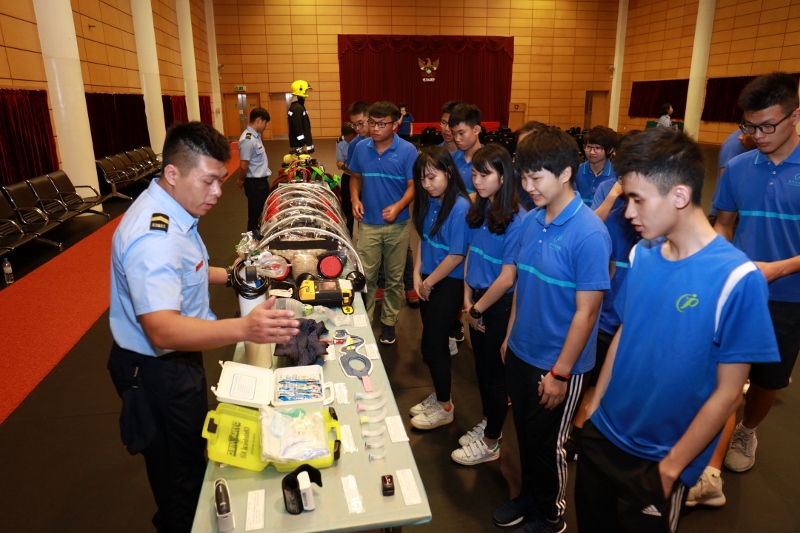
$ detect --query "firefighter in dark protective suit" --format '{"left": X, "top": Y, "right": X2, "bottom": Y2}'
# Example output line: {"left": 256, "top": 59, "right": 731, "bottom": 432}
{"left": 288, "top": 79, "right": 314, "bottom": 153}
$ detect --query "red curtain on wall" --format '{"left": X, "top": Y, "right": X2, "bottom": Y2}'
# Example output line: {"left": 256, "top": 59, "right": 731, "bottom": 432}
{"left": 199, "top": 95, "right": 212, "bottom": 125}
{"left": 0, "top": 89, "right": 59, "bottom": 185}
{"left": 701, "top": 73, "right": 800, "bottom": 123}
{"left": 162, "top": 95, "right": 189, "bottom": 128}
{"left": 85, "top": 92, "right": 150, "bottom": 159}
{"left": 628, "top": 79, "right": 690, "bottom": 119}
{"left": 339, "top": 35, "right": 514, "bottom": 125}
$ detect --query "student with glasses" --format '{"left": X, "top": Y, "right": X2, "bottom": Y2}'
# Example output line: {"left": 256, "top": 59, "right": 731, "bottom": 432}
{"left": 712, "top": 72, "right": 800, "bottom": 479}
{"left": 348, "top": 101, "right": 418, "bottom": 344}
{"left": 439, "top": 100, "right": 463, "bottom": 155}
{"left": 575, "top": 126, "right": 618, "bottom": 205}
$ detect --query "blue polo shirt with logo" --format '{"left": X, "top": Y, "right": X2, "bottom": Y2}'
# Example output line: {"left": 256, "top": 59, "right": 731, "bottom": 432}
{"left": 347, "top": 134, "right": 364, "bottom": 165}
{"left": 420, "top": 196, "right": 471, "bottom": 279}
{"left": 591, "top": 179, "right": 641, "bottom": 334}
{"left": 466, "top": 205, "right": 527, "bottom": 291}
{"left": 591, "top": 236, "right": 779, "bottom": 487}
{"left": 712, "top": 142, "right": 800, "bottom": 302}
{"left": 575, "top": 159, "right": 616, "bottom": 205}
{"left": 508, "top": 192, "right": 611, "bottom": 374}
{"left": 452, "top": 149, "right": 476, "bottom": 193}
{"left": 348, "top": 134, "right": 417, "bottom": 225}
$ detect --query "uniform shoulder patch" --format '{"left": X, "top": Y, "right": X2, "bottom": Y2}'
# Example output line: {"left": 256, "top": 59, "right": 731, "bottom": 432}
{"left": 150, "top": 213, "right": 169, "bottom": 232}
{"left": 245, "top": 132, "right": 252, "bottom": 139}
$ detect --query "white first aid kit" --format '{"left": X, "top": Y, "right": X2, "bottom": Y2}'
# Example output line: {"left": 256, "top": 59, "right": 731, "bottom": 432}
{"left": 211, "top": 361, "right": 334, "bottom": 410}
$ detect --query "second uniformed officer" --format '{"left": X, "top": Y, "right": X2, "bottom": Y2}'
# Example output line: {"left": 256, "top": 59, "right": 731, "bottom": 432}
{"left": 237, "top": 107, "right": 271, "bottom": 233}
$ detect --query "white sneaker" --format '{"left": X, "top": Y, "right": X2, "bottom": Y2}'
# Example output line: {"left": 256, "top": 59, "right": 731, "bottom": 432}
{"left": 451, "top": 439, "right": 500, "bottom": 465}
{"left": 742, "top": 379, "right": 750, "bottom": 394}
{"left": 411, "top": 402, "right": 454, "bottom": 429}
{"left": 725, "top": 424, "right": 757, "bottom": 472}
{"left": 409, "top": 392, "right": 437, "bottom": 417}
{"left": 459, "top": 420, "right": 487, "bottom": 446}
{"left": 449, "top": 337, "right": 458, "bottom": 356}
{"left": 685, "top": 467, "right": 726, "bottom": 507}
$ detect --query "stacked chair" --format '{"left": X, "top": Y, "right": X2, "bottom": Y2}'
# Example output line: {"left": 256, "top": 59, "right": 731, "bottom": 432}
{"left": 96, "top": 146, "right": 161, "bottom": 200}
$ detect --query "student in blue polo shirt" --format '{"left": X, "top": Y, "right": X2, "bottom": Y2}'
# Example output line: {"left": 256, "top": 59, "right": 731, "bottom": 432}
{"left": 449, "top": 103, "right": 483, "bottom": 195}
{"left": 707, "top": 129, "right": 756, "bottom": 220}
{"left": 439, "top": 100, "right": 463, "bottom": 155}
{"left": 409, "top": 146, "right": 471, "bottom": 430}
{"left": 713, "top": 72, "right": 800, "bottom": 476}
{"left": 565, "top": 130, "right": 642, "bottom": 463}
{"left": 349, "top": 101, "right": 418, "bottom": 344}
{"left": 451, "top": 144, "right": 526, "bottom": 466}
{"left": 492, "top": 128, "right": 611, "bottom": 533}
{"left": 575, "top": 126, "right": 617, "bottom": 205}
{"left": 576, "top": 128, "right": 778, "bottom": 533}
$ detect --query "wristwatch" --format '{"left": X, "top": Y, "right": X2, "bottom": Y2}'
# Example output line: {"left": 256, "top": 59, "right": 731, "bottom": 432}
{"left": 469, "top": 306, "right": 482, "bottom": 319}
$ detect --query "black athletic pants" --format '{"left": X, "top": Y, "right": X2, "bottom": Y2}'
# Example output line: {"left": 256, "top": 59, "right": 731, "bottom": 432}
{"left": 468, "top": 289, "right": 512, "bottom": 439}
{"left": 418, "top": 276, "right": 463, "bottom": 402}
{"left": 505, "top": 349, "right": 585, "bottom": 520}
{"left": 108, "top": 343, "right": 208, "bottom": 533}
{"left": 576, "top": 420, "right": 687, "bottom": 533}
{"left": 244, "top": 177, "right": 269, "bottom": 233}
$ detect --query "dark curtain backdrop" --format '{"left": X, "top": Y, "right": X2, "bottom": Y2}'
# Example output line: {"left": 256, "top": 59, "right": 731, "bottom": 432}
{"left": 85, "top": 93, "right": 150, "bottom": 159}
{"left": 162, "top": 95, "right": 189, "bottom": 128}
{"left": 0, "top": 89, "right": 59, "bottom": 185}
{"left": 702, "top": 73, "right": 800, "bottom": 123}
{"left": 628, "top": 79, "right": 689, "bottom": 119}
{"left": 199, "top": 95, "right": 212, "bottom": 125}
{"left": 339, "top": 35, "right": 514, "bottom": 124}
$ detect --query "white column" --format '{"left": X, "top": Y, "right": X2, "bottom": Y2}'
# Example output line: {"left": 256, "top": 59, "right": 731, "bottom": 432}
{"left": 608, "top": 0, "right": 629, "bottom": 131}
{"left": 176, "top": 0, "right": 201, "bottom": 121}
{"left": 205, "top": 0, "right": 224, "bottom": 133}
{"left": 684, "top": 0, "right": 716, "bottom": 140}
{"left": 130, "top": 0, "right": 166, "bottom": 152}
{"left": 32, "top": 0, "right": 99, "bottom": 191}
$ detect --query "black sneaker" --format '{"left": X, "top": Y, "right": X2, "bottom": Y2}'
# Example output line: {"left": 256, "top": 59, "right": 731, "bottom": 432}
{"left": 564, "top": 435, "right": 580, "bottom": 462}
{"left": 450, "top": 321, "right": 465, "bottom": 343}
{"left": 380, "top": 324, "right": 396, "bottom": 345}
{"left": 493, "top": 492, "right": 534, "bottom": 527}
{"left": 511, "top": 514, "right": 566, "bottom": 533}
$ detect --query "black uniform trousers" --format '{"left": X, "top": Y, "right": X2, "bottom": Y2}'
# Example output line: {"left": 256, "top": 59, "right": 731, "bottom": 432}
{"left": 244, "top": 177, "right": 270, "bottom": 233}
{"left": 108, "top": 343, "right": 208, "bottom": 533}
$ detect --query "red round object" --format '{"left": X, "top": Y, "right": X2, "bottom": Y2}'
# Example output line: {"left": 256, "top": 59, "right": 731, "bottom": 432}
{"left": 318, "top": 255, "right": 343, "bottom": 278}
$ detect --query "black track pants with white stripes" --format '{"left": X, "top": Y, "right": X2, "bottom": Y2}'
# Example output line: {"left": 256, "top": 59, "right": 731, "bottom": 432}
{"left": 505, "top": 348, "right": 585, "bottom": 521}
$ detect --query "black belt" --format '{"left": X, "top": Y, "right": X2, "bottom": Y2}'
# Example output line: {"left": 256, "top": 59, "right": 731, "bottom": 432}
{"left": 247, "top": 176, "right": 269, "bottom": 179}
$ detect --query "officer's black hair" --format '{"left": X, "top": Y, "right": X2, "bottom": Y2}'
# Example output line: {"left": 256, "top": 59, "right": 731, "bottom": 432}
{"left": 162, "top": 121, "right": 230, "bottom": 172}
{"left": 738, "top": 72, "right": 799, "bottom": 114}
{"left": 341, "top": 122, "right": 355, "bottom": 136}
{"left": 448, "top": 103, "right": 481, "bottom": 128}
{"left": 347, "top": 101, "right": 370, "bottom": 117}
{"left": 613, "top": 128, "right": 705, "bottom": 206}
{"left": 249, "top": 107, "right": 270, "bottom": 123}
{"left": 515, "top": 126, "right": 579, "bottom": 185}
{"left": 368, "top": 101, "right": 400, "bottom": 122}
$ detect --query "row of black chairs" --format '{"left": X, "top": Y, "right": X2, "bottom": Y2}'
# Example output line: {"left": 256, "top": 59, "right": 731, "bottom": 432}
{"left": 0, "top": 171, "right": 109, "bottom": 254}
{"left": 96, "top": 147, "right": 161, "bottom": 200}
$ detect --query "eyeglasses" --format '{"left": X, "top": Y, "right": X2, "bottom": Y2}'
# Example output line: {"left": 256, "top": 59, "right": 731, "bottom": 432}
{"left": 351, "top": 121, "right": 367, "bottom": 130}
{"left": 368, "top": 120, "right": 393, "bottom": 129}
{"left": 584, "top": 145, "right": 604, "bottom": 153}
{"left": 739, "top": 109, "right": 796, "bottom": 135}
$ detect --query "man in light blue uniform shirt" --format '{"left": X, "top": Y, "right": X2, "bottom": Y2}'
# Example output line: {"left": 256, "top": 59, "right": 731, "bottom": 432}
{"left": 713, "top": 72, "right": 800, "bottom": 475}
{"left": 108, "top": 122, "right": 299, "bottom": 532}
{"left": 236, "top": 107, "right": 271, "bottom": 233}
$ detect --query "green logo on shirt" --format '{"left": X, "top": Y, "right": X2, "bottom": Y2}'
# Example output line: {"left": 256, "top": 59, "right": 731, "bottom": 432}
{"left": 676, "top": 294, "right": 699, "bottom": 312}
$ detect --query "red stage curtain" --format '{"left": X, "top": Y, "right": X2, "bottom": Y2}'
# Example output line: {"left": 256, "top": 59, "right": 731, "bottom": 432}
{"left": 339, "top": 35, "right": 514, "bottom": 125}
{"left": 0, "top": 89, "right": 59, "bottom": 185}
{"left": 701, "top": 73, "right": 800, "bottom": 123}
{"left": 86, "top": 92, "right": 150, "bottom": 158}
{"left": 199, "top": 95, "right": 212, "bottom": 125}
{"left": 628, "top": 79, "right": 689, "bottom": 119}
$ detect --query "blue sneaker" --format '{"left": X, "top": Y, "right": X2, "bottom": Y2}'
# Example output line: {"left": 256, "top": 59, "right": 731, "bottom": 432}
{"left": 511, "top": 514, "right": 566, "bottom": 533}
{"left": 493, "top": 492, "right": 534, "bottom": 527}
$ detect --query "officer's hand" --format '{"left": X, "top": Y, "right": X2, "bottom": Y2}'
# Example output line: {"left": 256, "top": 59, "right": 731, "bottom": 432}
{"left": 243, "top": 297, "right": 300, "bottom": 344}
{"left": 236, "top": 177, "right": 245, "bottom": 189}
{"left": 352, "top": 199, "right": 364, "bottom": 221}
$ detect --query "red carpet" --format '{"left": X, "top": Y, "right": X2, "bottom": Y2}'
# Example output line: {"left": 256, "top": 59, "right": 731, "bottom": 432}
{"left": 0, "top": 217, "right": 120, "bottom": 423}
{"left": 0, "top": 144, "right": 241, "bottom": 424}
